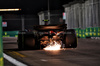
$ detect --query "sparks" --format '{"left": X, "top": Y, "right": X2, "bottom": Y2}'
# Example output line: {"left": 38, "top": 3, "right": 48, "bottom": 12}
{"left": 44, "top": 41, "right": 61, "bottom": 50}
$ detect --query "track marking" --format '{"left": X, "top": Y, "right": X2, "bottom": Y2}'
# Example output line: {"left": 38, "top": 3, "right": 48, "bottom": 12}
{"left": 3, "top": 53, "right": 27, "bottom": 66}
{"left": 11, "top": 51, "right": 26, "bottom": 57}
{"left": 6, "top": 51, "right": 26, "bottom": 58}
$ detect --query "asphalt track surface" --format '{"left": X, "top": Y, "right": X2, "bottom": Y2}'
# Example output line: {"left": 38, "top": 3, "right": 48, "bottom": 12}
{"left": 3, "top": 37, "right": 100, "bottom": 66}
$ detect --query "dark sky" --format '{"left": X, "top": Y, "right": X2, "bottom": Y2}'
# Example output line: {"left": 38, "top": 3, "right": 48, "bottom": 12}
{"left": 0, "top": 0, "right": 74, "bottom": 14}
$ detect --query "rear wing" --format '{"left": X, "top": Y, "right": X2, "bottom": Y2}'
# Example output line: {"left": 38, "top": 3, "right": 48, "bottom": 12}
{"left": 33, "top": 24, "right": 67, "bottom": 31}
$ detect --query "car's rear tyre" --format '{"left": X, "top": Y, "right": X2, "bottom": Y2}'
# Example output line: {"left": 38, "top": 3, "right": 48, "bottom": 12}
{"left": 64, "top": 29, "right": 77, "bottom": 48}
{"left": 18, "top": 31, "right": 40, "bottom": 50}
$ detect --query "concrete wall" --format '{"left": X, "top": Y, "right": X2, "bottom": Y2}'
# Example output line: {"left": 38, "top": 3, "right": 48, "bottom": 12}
{"left": 64, "top": 0, "right": 100, "bottom": 29}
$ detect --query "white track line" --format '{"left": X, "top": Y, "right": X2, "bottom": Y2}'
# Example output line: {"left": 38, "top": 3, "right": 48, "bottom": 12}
{"left": 3, "top": 53, "right": 27, "bottom": 66}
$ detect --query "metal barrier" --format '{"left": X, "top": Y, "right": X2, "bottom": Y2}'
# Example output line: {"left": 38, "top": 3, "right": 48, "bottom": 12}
{"left": 3, "top": 31, "right": 19, "bottom": 37}
{"left": 75, "top": 27, "right": 100, "bottom": 38}
{"left": 0, "top": 16, "right": 3, "bottom": 66}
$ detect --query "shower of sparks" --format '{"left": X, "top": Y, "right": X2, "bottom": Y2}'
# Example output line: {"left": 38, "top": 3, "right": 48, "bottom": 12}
{"left": 44, "top": 41, "right": 61, "bottom": 50}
